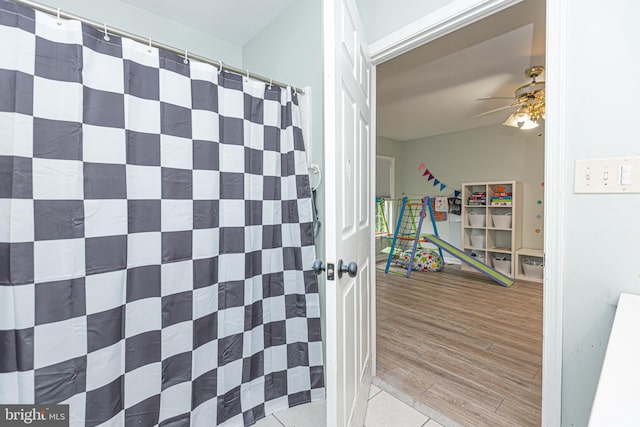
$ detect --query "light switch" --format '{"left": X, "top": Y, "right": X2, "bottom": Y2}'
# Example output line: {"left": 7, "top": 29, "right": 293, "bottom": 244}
{"left": 574, "top": 157, "right": 640, "bottom": 193}
{"left": 618, "top": 164, "right": 632, "bottom": 186}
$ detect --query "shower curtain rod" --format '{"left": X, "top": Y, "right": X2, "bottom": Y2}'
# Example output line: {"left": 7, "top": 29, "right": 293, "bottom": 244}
{"left": 10, "top": 0, "right": 305, "bottom": 94}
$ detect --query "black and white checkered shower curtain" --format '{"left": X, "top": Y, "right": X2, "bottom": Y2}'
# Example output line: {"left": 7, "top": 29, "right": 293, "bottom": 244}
{"left": 0, "top": 1, "right": 324, "bottom": 425}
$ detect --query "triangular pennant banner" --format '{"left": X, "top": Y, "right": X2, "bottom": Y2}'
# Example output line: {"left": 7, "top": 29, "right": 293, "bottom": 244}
{"left": 418, "top": 164, "right": 459, "bottom": 194}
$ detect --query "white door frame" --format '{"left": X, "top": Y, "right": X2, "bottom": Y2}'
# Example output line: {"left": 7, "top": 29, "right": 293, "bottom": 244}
{"left": 367, "top": 0, "right": 564, "bottom": 425}
{"left": 370, "top": 65, "right": 378, "bottom": 377}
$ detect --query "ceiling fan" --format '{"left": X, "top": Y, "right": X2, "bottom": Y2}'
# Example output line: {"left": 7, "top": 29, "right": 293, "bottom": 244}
{"left": 474, "top": 65, "right": 545, "bottom": 129}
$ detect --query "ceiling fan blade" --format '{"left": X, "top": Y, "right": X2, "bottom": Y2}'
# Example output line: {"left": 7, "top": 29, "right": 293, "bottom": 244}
{"left": 469, "top": 104, "right": 516, "bottom": 119}
{"left": 476, "top": 96, "right": 515, "bottom": 101}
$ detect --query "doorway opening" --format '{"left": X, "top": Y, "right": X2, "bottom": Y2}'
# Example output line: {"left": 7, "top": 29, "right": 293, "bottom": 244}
{"left": 372, "top": 0, "right": 546, "bottom": 425}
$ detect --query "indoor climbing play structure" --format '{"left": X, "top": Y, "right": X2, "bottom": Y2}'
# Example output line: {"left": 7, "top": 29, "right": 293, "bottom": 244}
{"left": 378, "top": 196, "right": 444, "bottom": 278}
{"left": 378, "top": 196, "right": 514, "bottom": 286}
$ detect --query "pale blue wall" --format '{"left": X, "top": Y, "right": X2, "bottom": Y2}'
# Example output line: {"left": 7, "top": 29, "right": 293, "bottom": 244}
{"left": 390, "top": 125, "right": 544, "bottom": 250}
{"left": 561, "top": 1, "right": 640, "bottom": 425}
{"left": 35, "top": 0, "right": 242, "bottom": 64}
{"left": 376, "top": 135, "right": 402, "bottom": 159}
{"left": 356, "top": 0, "right": 453, "bottom": 44}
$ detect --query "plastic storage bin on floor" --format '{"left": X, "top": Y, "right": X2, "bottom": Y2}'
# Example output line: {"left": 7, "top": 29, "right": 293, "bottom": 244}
{"left": 522, "top": 259, "right": 543, "bottom": 279}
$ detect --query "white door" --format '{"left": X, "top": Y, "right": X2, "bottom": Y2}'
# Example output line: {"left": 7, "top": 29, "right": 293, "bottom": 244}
{"left": 323, "top": 0, "right": 374, "bottom": 426}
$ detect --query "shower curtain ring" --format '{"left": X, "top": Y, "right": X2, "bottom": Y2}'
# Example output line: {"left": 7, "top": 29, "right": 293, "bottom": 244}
{"left": 56, "top": 8, "right": 62, "bottom": 25}
{"left": 269, "top": 78, "right": 273, "bottom": 89}
{"left": 103, "top": 23, "right": 110, "bottom": 41}
{"left": 217, "top": 60, "right": 223, "bottom": 74}
{"left": 147, "top": 37, "right": 152, "bottom": 53}
{"left": 245, "top": 70, "right": 250, "bottom": 82}
{"left": 183, "top": 49, "right": 189, "bottom": 64}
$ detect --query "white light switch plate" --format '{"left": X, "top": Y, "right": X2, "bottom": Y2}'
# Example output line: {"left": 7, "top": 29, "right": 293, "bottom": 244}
{"left": 574, "top": 157, "right": 640, "bottom": 193}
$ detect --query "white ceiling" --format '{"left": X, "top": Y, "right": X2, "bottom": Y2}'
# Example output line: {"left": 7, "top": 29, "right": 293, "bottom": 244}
{"left": 120, "top": 0, "right": 297, "bottom": 46}
{"left": 377, "top": 0, "right": 546, "bottom": 141}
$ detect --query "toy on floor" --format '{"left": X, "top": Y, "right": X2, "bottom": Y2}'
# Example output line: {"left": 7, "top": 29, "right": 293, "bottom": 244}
{"left": 400, "top": 249, "right": 443, "bottom": 271}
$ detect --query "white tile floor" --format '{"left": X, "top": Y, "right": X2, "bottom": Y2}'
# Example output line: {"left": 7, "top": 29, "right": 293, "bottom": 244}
{"left": 253, "top": 384, "right": 445, "bottom": 427}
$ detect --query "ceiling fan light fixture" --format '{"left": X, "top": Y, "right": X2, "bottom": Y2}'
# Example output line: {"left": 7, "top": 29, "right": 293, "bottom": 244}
{"left": 503, "top": 106, "right": 540, "bottom": 129}
{"left": 492, "top": 65, "right": 545, "bottom": 130}
{"left": 519, "top": 118, "right": 539, "bottom": 130}
{"left": 503, "top": 111, "right": 521, "bottom": 128}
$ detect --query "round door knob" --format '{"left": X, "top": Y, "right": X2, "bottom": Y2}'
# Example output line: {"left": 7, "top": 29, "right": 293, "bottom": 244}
{"left": 312, "top": 260, "right": 325, "bottom": 276}
{"left": 338, "top": 259, "right": 358, "bottom": 278}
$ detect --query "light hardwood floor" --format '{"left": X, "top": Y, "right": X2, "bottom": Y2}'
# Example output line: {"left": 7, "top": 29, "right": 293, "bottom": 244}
{"left": 376, "top": 264, "right": 542, "bottom": 427}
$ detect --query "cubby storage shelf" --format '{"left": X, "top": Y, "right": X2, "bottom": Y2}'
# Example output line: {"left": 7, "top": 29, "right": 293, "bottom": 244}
{"left": 461, "top": 181, "right": 522, "bottom": 278}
